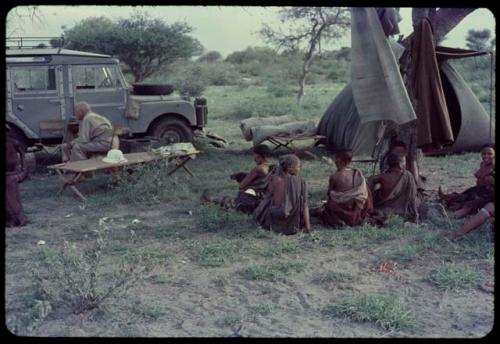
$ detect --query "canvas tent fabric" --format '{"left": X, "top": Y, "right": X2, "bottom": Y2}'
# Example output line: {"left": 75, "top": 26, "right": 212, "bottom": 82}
{"left": 408, "top": 18, "right": 454, "bottom": 150}
{"left": 318, "top": 7, "right": 494, "bottom": 157}
{"left": 251, "top": 121, "right": 317, "bottom": 146}
{"left": 351, "top": 7, "right": 416, "bottom": 125}
{"left": 240, "top": 115, "right": 296, "bottom": 141}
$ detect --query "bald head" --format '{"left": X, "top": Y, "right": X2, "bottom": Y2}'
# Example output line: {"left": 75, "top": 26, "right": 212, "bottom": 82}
{"left": 74, "top": 101, "right": 91, "bottom": 120}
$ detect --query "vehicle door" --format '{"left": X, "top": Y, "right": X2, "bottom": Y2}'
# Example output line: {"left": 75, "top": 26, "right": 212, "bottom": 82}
{"left": 70, "top": 64, "right": 127, "bottom": 127}
{"left": 8, "top": 64, "right": 65, "bottom": 139}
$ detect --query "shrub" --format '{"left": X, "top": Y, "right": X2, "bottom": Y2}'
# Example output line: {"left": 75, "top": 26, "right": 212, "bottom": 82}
{"left": 28, "top": 218, "right": 159, "bottom": 322}
{"left": 265, "top": 79, "right": 294, "bottom": 98}
{"left": 224, "top": 96, "right": 297, "bottom": 120}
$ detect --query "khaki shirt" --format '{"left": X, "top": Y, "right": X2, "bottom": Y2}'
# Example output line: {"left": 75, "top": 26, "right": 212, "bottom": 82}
{"left": 73, "top": 112, "right": 114, "bottom": 145}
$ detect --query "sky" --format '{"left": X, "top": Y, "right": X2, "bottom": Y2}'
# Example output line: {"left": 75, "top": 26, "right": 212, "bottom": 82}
{"left": 6, "top": 6, "right": 496, "bottom": 57}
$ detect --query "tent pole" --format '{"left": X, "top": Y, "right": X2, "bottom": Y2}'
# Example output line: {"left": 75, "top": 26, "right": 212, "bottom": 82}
{"left": 490, "top": 51, "right": 494, "bottom": 142}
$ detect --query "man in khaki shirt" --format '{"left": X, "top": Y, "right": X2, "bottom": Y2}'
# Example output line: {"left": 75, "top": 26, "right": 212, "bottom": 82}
{"left": 61, "top": 102, "right": 118, "bottom": 162}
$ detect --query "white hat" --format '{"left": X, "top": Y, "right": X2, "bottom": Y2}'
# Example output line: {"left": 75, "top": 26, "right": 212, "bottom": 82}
{"left": 244, "top": 188, "right": 257, "bottom": 196}
{"left": 102, "top": 149, "right": 128, "bottom": 164}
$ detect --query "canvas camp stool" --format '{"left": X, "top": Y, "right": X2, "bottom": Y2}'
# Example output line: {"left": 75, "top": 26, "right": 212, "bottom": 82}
{"left": 265, "top": 134, "right": 325, "bottom": 153}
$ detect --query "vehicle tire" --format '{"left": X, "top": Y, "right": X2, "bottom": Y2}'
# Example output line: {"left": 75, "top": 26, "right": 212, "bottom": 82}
{"left": 149, "top": 117, "right": 193, "bottom": 144}
{"left": 132, "top": 83, "right": 174, "bottom": 96}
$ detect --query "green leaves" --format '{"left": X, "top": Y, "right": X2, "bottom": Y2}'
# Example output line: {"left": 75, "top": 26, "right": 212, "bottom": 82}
{"left": 63, "top": 12, "right": 202, "bottom": 82}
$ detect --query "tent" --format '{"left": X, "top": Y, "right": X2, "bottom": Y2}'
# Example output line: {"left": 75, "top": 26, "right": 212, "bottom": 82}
{"left": 317, "top": 7, "right": 494, "bottom": 158}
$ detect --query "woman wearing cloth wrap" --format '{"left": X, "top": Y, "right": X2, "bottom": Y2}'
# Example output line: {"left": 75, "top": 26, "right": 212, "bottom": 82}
{"left": 254, "top": 154, "right": 310, "bottom": 235}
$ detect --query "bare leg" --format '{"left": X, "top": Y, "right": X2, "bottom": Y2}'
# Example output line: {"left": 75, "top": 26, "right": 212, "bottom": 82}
{"left": 452, "top": 207, "right": 472, "bottom": 219}
{"left": 451, "top": 214, "right": 486, "bottom": 239}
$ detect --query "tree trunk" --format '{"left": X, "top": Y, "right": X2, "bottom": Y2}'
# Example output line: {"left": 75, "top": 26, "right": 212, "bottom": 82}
{"left": 411, "top": 8, "right": 476, "bottom": 43}
{"left": 296, "top": 63, "right": 309, "bottom": 107}
{"left": 401, "top": 8, "right": 476, "bottom": 48}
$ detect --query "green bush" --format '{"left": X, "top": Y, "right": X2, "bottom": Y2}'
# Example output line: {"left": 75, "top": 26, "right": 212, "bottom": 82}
{"left": 265, "top": 79, "right": 294, "bottom": 98}
{"left": 224, "top": 96, "right": 297, "bottom": 120}
{"left": 173, "top": 67, "right": 207, "bottom": 97}
{"left": 29, "top": 219, "right": 159, "bottom": 318}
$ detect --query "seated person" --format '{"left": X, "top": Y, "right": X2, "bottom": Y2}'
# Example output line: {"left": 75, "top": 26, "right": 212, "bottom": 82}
{"left": 254, "top": 154, "right": 310, "bottom": 235}
{"left": 369, "top": 153, "right": 420, "bottom": 222}
{"left": 200, "top": 144, "right": 273, "bottom": 214}
{"left": 438, "top": 144, "right": 495, "bottom": 219}
{"left": 6, "top": 126, "right": 29, "bottom": 228}
{"left": 379, "top": 140, "right": 408, "bottom": 172}
{"left": 61, "top": 101, "right": 118, "bottom": 162}
{"left": 380, "top": 139, "right": 426, "bottom": 189}
{"left": 316, "top": 149, "right": 376, "bottom": 227}
{"left": 449, "top": 202, "right": 494, "bottom": 240}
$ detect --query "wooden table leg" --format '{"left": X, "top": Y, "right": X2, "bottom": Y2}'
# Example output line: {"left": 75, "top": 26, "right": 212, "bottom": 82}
{"left": 167, "top": 157, "right": 194, "bottom": 177}
{"left": 55, "top": 169, "right": 87, "bottom": 202}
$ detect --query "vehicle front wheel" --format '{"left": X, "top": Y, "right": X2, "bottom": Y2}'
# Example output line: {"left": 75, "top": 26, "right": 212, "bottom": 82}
{"left": 149, "top": 117, "right": 193, "bottom": 144}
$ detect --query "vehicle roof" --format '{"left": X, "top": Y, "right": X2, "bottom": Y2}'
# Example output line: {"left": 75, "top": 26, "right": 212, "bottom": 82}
{"left": 6, "top": 48, "right": 111, "bottom": 58}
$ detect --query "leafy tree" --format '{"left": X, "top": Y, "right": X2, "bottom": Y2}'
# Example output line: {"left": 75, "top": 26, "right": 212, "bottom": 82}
{"left": 260, "top": 7, "right": 350, "bottom": 106}
{"left": 466, "top": 29, "right": 492, "bottom": 51}
{"left": 197, "top": 51, "right": 223, "bottom": 63}
{"left": 63, "top": 13, "right": 203, "bottom": 82}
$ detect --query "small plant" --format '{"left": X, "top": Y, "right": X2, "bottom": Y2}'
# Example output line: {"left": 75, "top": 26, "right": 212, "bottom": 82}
{"left": 322, "top": 293, "right": 415, "bottom": 331}
{"left": 428, "top": 264, "right": 483, "bottom": 291}
{"left": 29, "top": 218, "right": 160, "bottom": 317}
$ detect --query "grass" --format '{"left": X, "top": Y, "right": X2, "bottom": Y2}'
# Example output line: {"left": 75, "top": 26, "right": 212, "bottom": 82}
{"left": 380, "top": 244, "right": 423, "bottom": 266}
{"left": 322, "top": 293, "right": 416, "bottom": 331}
{"left": 241, "top": 261, "right": 305, "bottom": 283}
{"left": 187, "top": 239, "right": 242, "bottom": 267}
{"left": 428, "top": 264, "right": 483, "bottom": 291}
{"left": 195, "top": 204, "right": 254, "bottom": 233}
{"left": 314, "top": 271, "right": 357, "bottom": 285}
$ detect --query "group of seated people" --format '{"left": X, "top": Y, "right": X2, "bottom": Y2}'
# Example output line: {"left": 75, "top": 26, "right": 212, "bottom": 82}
{"left": 6, "top": 101, "right": 494, "bottom": 241}
{"left": 201, "top": 142, "right": 495, "bottom": 239}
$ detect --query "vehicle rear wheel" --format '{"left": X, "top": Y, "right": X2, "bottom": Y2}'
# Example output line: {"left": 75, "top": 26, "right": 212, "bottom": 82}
{"left": 149, "top": 118, "right": 193, "bottom": 144}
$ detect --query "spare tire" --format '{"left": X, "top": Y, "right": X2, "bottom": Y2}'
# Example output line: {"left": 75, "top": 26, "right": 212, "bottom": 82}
{"left": 132, "top": 83, "right": 174, "bottom": 96}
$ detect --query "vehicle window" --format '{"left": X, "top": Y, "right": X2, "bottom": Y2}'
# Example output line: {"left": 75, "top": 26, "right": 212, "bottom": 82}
{"left": 11, "top": 67, "right": 56, "bottom": 92}
{"left": 73, "top": 65, "right": 119, "bottom": 89}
